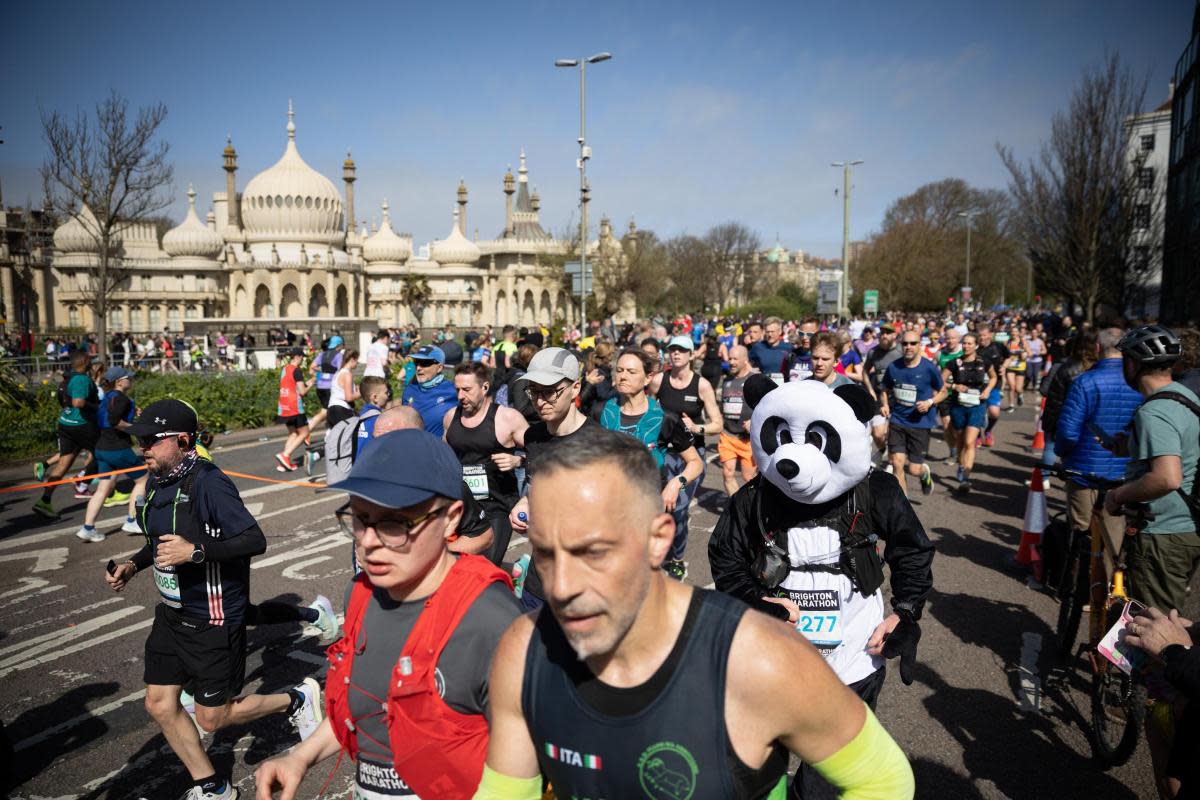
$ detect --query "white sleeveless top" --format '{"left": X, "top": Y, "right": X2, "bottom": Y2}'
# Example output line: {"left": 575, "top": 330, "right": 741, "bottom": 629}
{"left": 329, "top": 367, "right": 353, "bottom": 409}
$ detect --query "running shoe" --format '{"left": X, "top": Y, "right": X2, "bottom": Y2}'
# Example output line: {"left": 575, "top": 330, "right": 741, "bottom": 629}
{"left": 33, "top": 461, "right": 46, "bottom": 481}
{"left": 981, "top": 432, "right": 994, "bottom": 448}
{"left": 289, "top": 677, "right": 323, "bottom": 741}
{"left": 75, "top": 526, "right": 105, "bottom": 543}
{"left": 944, "top": 450, "right": 958, "bottom": 464}
{"left": 32, "top": 499, "right": 59, "bottom": 519}
{"left": 956, "top": 465, "right": 966, "bottom": 484}
{"left": 275, "top": 453, "right": 297, "bottom": 472}
{"left": 920, "top": 464, "right": 934, "bottom": 495}
{"left": 1017, "top": 395, "right": 1024, "bottom": 407}
{"left": 1004, "top": 406, "right": 1015, "bottom": 414}
{"left": 74, "top": 484, "right": 93, "bottom": 499}
{"left": 104, "top": 490, "right": 131, "bottom": 508}
{"left": 307, "top": 595, "right": 341, "bottom": 644}
{"left": 661, "top": 559, "right": 689, "bottom": 581}
{"left": 121, "top": 518, "right": 143, "bottom": 535}
{"left": 956, "top": 479, "right": 972, "bottom": 494}
{"left": 178, "top": 783, "right": 238, "bottom": 800}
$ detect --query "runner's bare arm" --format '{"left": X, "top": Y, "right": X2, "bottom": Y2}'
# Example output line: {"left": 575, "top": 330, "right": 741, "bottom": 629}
{"left": 698, "top": 379, "right": 723, "bottom": 436}
{"left": 254, "top": 718, "right": 342, "bottom": 800}
{"left": 648, "top": 372, "right": 664, "bottom": 397}
{"left": 442, "top": 407, "right": 456, "bottom": 442}
{"left": 475, "top": 614, "right": 543, "bottom": 798}
{"left": 495, "top": 405, "right": 530, "bottom": 448}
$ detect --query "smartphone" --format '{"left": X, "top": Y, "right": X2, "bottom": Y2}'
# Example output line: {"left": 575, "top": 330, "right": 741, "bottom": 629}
{"left": 106, "top": 559, "right": 117, "bottom": 576}
{"left": 1089, "top": 422, "right": 1117, "bottom": 450}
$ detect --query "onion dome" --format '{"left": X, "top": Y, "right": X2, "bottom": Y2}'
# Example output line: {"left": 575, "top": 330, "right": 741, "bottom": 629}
{"left": 240, "top": 102, "right": 344, "bottom": 245}
{"left": 362, "top": 200, "right": 412, "bottom": 265}
{"left": 162, "top": 186, "right": 224, "bottom": 261}
{"left": 53, "top": 204, "right": 102, "bottom": 254}
{"left": 430, "top": 209, "right": 480, "bottom": 266}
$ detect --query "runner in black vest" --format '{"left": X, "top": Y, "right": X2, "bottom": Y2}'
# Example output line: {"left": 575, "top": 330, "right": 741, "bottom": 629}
{"left": 474, "top": 426, "right": 915, "bottom": 800}
{"left": 443, "top": 362, "right": 528, "bottom": 566}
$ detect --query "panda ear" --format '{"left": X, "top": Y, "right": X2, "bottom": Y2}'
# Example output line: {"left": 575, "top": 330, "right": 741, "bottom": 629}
{"left": 743, "top": 374, "right": 778, "bottom": 410}
{"left": 833, "top": 383, "right": 876, "bottom": 424}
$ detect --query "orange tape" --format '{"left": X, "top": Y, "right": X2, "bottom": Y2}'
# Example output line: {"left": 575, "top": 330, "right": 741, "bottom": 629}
{"left": 1, "top": 467, "right": 323, "bottom": 494}
{"left": 222, "top": 470, "right": 325, "bottom": 489}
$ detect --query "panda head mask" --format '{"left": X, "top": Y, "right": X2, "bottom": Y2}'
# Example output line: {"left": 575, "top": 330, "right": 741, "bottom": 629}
{"left": 745, "top": 375, "right": 875, "bottom": 505}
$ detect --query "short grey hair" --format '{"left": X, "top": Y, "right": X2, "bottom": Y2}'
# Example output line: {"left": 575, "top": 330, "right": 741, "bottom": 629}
{"left": 1099, "top": 327, "right": 1124, "bottom": 355}
{"left": 764, "top": 316, "right": 783, "bottom": 329}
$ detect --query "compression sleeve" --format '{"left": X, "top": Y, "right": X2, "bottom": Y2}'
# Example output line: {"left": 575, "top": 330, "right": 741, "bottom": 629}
{"left": 129, "top": 544, "right": 153, "bottom": 572}
{"left": 471, "top": 766, "right": 542, "bottom": 800}
{"left": 812, "top": 705, "right": 914, "bottom": 800}
{"left": 200, "top": 524, "right": 267, "bottom": 561}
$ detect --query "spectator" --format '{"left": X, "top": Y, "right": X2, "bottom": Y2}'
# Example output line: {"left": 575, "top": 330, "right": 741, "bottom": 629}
{"left": 1041, "top": 328, "right": 1099, "bottom": 474}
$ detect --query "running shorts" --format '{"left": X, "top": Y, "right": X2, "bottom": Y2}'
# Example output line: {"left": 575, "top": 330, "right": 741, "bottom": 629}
{"left": 144, "top": 604, "right": 247, "bottom": 707}
{"left": 717, "top": 432, "right": 755, "bottom": 466}
{"left": 95, "top": 447, "right": 147, "bottom": 479}
{"left": 58, "top": 422, "right": 98, "bottom": 456}
{"left": 987, "top": 387, "right": 1003, "bottom": 408}
{"left": 886, "top": 425, "right": 930, "bottom": 463}
{"left": 276, "top": 413, "right": 309, "bottom": 429}
{"left": 316, "top": 388, "right": 331, "bottom": 409}
{"left": 949, "top": 403, "right": 987, "bottom": 431}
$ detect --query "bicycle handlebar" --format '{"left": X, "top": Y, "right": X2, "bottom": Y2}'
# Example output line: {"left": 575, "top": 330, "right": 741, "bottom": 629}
{"left": 1047, "top": 467, "right": 1123, "bottom": 489}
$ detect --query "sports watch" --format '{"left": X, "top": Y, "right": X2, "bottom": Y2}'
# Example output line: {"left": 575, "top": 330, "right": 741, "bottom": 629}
{"left": 190, "top": 545, "right": 206, "bottom": 564}
{"left": 676, "top": 475, "right": 688, "bottom": 489}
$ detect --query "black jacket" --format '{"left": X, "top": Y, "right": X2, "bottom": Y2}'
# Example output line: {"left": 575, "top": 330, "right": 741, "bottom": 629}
{"left": 1042, "top": 358, "right": 1086, "bottom": 437}
{"left": 709, "top": 470, "right": 935, "bottom": 622}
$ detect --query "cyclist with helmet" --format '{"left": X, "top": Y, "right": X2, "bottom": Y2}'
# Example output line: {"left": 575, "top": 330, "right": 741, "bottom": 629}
{"left": 1103, "top": 325, "right": 1200, "bottom": 616}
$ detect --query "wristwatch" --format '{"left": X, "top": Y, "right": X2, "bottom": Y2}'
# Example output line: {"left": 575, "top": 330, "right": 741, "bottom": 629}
{"left": 676, "top": 475, "right": 688, "bottom": 489}
{"left": 190, "top": 545, "right": 206, "bottom": 565}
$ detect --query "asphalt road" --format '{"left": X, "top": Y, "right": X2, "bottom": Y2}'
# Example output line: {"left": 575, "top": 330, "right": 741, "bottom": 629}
{"left": 0, "top": 404, "right": 1166, "bottom": 799}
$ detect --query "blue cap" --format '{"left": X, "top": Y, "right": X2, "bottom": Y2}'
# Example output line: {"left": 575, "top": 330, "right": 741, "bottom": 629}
{"left": 327, "top": 429, "right": 462, "bottom": 508}
{"left": 328, "top": 335, "right": 344, "bottom": 348}
{"left": 410, "top": 345, "right": 445, "bottom": 364}
{"left": 104, "top": 366, "right": 134, "bottom": 383}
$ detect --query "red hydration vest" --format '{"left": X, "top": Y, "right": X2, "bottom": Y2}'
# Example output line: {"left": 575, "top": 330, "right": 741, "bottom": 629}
{"left": 325, "top": 555, "right": 512, "bottom": 799}
{"left": 278, "top": 365, "right": 302, "bottom": 417}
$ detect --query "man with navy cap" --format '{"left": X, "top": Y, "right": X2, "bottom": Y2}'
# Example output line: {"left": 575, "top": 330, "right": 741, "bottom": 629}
{"left": 401, "top": 344, "right": 458, "bottom": 437}
{"left": 254, "top": 429, "right": 520, "bottom": 800}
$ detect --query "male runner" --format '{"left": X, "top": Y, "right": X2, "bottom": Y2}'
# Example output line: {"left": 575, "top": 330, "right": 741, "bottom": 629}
{"left": 652, "top": 335, "right": 722, "bottom": 579}
{"left": 401, "top": 345, "right": 458, "bottom": 437}
{"left": 864, "top": 325, "right": 902, "bottom": 456}
{"left": 308, "top": 335, "right": 344, "bottom": 432}
{"left": 881, "top": 332, "right": 946, "bottom": 497}
{"left": 255, "top": 430, "right": 520, "bottom": 800}
{"left": 443, "top": 362, "right": 529, "bottom": 565}
{"left": 976, "top": 326, "right": 1009, "bottom": 447}
{"left": 33, "top": 349, "right": 100, "bottom": 518}
{"left": 749, "top": 316, "right": 793, "bottom": 385}
{"left": 106, "top": 399, "right": 321, "bottom": 800}
{"left": 936, "top": 327, "right": 963, "bottom": 463}
{"left": 275, "top": 348, "right": 311, "bottom": 472}
{"left": 809, "top": 332, "right": 856, "bottom": 388}
{"left": 718, "top": 345, "right": 757, "bottom": 496}
{"left": 474, "top": 427, "right": 915, "bottom": 800}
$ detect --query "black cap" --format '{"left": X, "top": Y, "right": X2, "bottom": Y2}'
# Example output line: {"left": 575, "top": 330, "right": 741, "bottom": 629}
{"left": 124, "top": 399, "right": 198, "bottom": 438}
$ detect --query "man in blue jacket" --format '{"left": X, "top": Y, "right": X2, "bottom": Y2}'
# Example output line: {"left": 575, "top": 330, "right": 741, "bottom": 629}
{"left": 1055, "top": 328, "right": 1143, "bottom": 577}
{"left": 400, "top": 345, "right": 458, "bottom": 437}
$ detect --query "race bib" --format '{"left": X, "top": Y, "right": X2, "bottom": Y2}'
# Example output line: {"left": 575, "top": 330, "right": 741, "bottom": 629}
{"left": 722, "top": 397, "right": 744, "bottom": 419}
{"left": 894, "top": 384, "right": 918, "bottom": 406}
{"left": 153, "top": 566, "right": 182, "bottom": 607}
{"left": 957, "top": 389, "right": 981, "bottom": 407}
{"left": 769, "top": 372, "right": 785, "bottom": 387}
{"left": 789, "top": 589, "right": 843, "bottom": 654}
{"left": 462, "top": 464, "right": 490, "bottom": 500}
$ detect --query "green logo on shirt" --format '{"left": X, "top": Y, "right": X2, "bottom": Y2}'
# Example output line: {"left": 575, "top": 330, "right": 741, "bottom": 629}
{"left": 637, "top": 741, "right": 698, "bottom": 800}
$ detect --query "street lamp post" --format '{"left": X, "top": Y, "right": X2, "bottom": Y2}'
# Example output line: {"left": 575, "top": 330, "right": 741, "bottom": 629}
{"left": 957, "top": 211, "right": 978, "bottom": 308}
{"left": 831, "top": 160, "right": 863, "bottom": 317}
{"left": 556, "top": 52, "right": 611, "bottom": 333}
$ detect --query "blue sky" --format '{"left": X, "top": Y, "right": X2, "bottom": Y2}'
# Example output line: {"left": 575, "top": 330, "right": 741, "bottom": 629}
{"left": 0, "top": 0, "right": 1191, "bottom": 258}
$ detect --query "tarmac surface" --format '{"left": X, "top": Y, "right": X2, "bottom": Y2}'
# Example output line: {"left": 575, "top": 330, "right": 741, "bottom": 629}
{"left": 0, "top": 404, "right": 1168, "bottom": 799}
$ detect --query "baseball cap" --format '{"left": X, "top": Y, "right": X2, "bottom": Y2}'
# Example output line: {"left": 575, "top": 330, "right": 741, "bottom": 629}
{"left": 327, "top": 429, "right": 461, "bottom": 508}
{"left": 104, "top": 366, "right": 134, "bottom": 383}
{"left": 328, "top": 335, "right": 344, "bottom": 348}
{"left": 666, "top": 335, "right": 694, "bottom": 352}
{"left": 410, "top": 345, "right": 446, "bottom": 365}
{"left": 124, "top": 399, "right": 198, "bottom": 438}
{"left": 520, "top": 347, "right": 581, "bottom": 385}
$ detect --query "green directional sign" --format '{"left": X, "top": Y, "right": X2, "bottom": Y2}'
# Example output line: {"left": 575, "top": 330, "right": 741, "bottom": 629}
{"left": 863, "top": 290, "right": 879, "bottom": 315}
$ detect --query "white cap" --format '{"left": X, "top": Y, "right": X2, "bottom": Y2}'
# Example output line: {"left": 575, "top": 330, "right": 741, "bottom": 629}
{"left": 520, "top": 347, "right": 581, "bottom": 385}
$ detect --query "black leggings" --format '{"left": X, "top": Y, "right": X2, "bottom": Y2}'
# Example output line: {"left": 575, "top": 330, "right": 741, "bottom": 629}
{"left": 790, "top": 666, "right": 887, "bottom": 800}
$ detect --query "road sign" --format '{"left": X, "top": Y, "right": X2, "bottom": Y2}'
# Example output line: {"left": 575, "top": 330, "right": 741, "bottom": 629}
{"left": 817, "top": 281, "right": 840, "bottom": 315}
{"left": 863, "top": 290, "right": 879, "bottom": 315}
{"left": 564, "top": 261, "right": 592, "bottom": 295}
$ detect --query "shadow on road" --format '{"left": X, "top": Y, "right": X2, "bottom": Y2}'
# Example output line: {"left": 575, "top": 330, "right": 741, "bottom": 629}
{"left": 6, "top": 681, "right": 121, "bottom": 791}
{"left": 911, "top": 757, "right": 985, "bottom": 799}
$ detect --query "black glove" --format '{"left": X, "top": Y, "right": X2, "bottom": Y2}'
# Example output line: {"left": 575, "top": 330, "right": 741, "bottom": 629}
{"left": 881, "top": 609, "right": 921, "bottom": 686}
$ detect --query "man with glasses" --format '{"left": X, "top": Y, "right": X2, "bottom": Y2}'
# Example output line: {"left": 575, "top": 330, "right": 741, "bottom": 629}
{"left": 255, "top": 429, "right": 520, "bottom": 800}
{"left": 106, "top": 400, "right": 321, "bottom": 800}
{"left": 749, "top": 316, "right": 794, "bottom": 385}
{"left": 881, "top": 334, "right": 946, "bottom": 497}
{"left": 864, "top": 325, "right": 903, "bottom": 455}
{"left": 401, "top": 344, "right": 457, "bottom": 437}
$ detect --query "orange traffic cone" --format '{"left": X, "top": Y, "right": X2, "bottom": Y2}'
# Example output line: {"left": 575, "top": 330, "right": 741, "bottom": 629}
{"left": 1015, "top": 467, "right": 1047, "bottom": 582}
{"left": 1030, "top": 397, "right": 1046, "bottom": 454}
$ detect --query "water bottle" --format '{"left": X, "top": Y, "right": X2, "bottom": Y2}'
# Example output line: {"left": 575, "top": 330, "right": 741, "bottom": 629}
{"left": 517, "top": 511, "right": 528, "bottom": 524}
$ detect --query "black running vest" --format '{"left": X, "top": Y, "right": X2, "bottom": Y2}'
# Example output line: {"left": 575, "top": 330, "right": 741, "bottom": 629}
{"left": 658, "top": 371, "right": 707, "bottom": 450}
{"left": 522, "top": 590, "right": 788, "bottom": 799}
{"left": 446, "top": 401, "right": 518, "bottom": 514}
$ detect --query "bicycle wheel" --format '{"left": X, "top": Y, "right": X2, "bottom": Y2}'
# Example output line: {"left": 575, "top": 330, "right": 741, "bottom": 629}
{"left": 1090, "top": 625, "right": 1148, "bottom": 767}
{"left": 1055, "top": 538, "right": 1088, "bottom": 660}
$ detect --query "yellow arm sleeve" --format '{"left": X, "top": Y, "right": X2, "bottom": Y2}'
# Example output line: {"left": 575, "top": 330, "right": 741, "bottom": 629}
{"left": 472, "top": 765, "right": 543, "bottom": 800}
{"left": 811, "top": 705, "right": 914, "bottom": 800}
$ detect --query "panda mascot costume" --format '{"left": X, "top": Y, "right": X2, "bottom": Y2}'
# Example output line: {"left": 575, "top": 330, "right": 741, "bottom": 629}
{"left": 709, "top": 375, "right": 934, "bottom": 799}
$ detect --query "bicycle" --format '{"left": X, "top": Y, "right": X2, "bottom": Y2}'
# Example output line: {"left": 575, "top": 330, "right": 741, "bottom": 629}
{"left": 1049, "top": 467, "right": 1154, "bottom": 767}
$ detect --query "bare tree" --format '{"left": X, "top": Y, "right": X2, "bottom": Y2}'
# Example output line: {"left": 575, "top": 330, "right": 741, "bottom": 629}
{"left": 41, "top": 91, "right": 173, "bottom": 361}
{"left": 998, "top": 53, "right": 1152, "bottom": 321}
{"left": 703, "top": 222, "right": 762, "bottom": 309}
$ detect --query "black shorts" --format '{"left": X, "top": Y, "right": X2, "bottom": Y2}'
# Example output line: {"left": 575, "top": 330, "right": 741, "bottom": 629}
{"left": 887, "top": 425, "right": 930, "bottom": 463}
{"left": 937, "top": 400, "right": 954, "bottom": 419}
{"left": 326, "top": 404, "right": 355, "bottom": 429}
{"left": 144, "top": 604, "right": 246, "bottom": 707}
{"left": 276, "top": 413, "right": 308, "bottom": 429}
{"left": 58, "top": 423, "right": 98, "bottom": 456}
{"left": 316, "top": 388, "right": 332, "bottom": 409}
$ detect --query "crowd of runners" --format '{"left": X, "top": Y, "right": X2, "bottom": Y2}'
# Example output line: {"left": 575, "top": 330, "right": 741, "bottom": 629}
{"left": 15, "top": 304, "right": 1200, "bottom": 798}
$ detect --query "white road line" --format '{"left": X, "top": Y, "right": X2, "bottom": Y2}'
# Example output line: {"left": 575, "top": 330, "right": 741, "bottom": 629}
{"left": 0, "top": 604, "right": 143, "bottom": 659}
{"left": 507, "top": 535, "right": 528, "bottom": 550}
{"left": 256, "top": 494, "right": 341, "bottom": 522}
{"left": 14, "top": 688, "right": 147, "bottom": 752}
{"left": 282, "top": 555, "right": 333, "bottom": 579}
{"left": 0, "top": 615, "right": 153, "bottom": 679}
{"left": 1018, "top": 631, "right": 1043, "bottom": 712}
{"left": 0, "top": 583, "right": 64, "bottom": 610}
{"left": 254, "top": 532, "right": 349, "bottom": 569}
{"left": 0, "top": 546, "right": 70, "bottom": 572}
{"left": 8, "top": 596, "right": 124, "bottom": 637}
{"left": 0, "top": 576, "right": 50, "bottom": 599}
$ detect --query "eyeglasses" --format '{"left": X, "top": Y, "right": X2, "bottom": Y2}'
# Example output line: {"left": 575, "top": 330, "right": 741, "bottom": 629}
{"left": 335, "top": 501, "right": 447, "bottom": 549}
{"left": 666, "top": 346, "right": 691, "bottom": 354}
{"left": 901, "top": 341, "right": 921, "bottom": 347}
{"left": 525, "top": 382, "right": 570, "bottom": 404}
{"left": 137, "top": 431, "right": 185, "bottom": 449}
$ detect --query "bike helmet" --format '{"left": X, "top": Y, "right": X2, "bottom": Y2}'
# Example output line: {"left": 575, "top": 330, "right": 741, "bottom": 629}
{"left": 1117, "top": 324, "right": 1181, "bottom": 366}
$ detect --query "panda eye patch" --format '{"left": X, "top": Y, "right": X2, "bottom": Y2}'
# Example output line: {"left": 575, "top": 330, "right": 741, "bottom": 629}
{"left": 804, "top": 421, "right": 842, "bottom": 463}
{"left": 759, "top": 416, "right": 792, "bottom": 456}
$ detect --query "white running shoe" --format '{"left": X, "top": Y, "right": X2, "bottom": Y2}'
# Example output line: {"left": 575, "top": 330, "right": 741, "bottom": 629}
{"left": 121, "top": 518, "right": 142, "bottom": 535}
{"left": 75, "top": 526, "right": 105, "bottom": 543}
{"left": 178, "top": 783, "right": 239, "bottom": 799}
{"left": 308, "top": 594, "right": 341, "bottom": 644}
{"left": 289, "top": 677, "right": 323, "bottom": 741}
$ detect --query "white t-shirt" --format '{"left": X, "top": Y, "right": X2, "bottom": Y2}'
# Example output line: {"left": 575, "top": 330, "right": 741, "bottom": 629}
{"left": 329, "top": 366, "right": 353, "bottom": 409}
{"left": 364, "top": 341, "right": 389, "bottom": 378}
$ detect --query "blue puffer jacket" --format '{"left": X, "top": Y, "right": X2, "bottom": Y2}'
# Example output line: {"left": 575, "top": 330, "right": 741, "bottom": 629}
{"left": 1055, "top": 357, "right": 1143, "bottom": 482}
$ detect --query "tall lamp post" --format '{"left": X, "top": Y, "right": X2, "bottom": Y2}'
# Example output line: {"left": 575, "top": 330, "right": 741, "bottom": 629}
{"left": 957, "top": 210, "right": 978, "bottom": 308}
{"left": 831, "top": 159, "right": 863, "bottom": 317}
{"left": 556, "top": 52, "right": 611, "bottom": 332}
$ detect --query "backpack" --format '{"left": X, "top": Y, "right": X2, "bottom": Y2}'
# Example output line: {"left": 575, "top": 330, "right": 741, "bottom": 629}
{"left": 324, "top": 407, "right": 381, "bottom": 485}
{"left": 319, "top": 350, "right": 339, "bottom": 375}
{"left": 1143, "top": 391, "right": 1200, "bottom": 520}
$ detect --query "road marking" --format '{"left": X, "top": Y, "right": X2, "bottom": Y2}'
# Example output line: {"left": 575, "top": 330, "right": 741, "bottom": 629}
{"left": 0, "top": 617, "right": 154, "bottom": 679}
{"left": 1018, "top": 632, "right": 1042, "bottom": 712}
{"left": 0, "top": 546, "right": 69, "bottom": 572}
{"left": 283, "top": 555, "right": 333, "bottom": 580}
{"left": 256, "top": 494, "right": 341, "bottom": 523}
{"left": 14, "top": 688, "right": 147, "bottom": 752}
{"left": 8, "top": 596, "right": 124, "bottom": 637}
{"left": 0, "top": 604, "right": 143, "bottom": 658}
{"left": 254, "top": 532, "right": 349, "bottom": 569}
{"left": 0, "top": 582, "right": 63, "bottom": 610}
{"left": 0, "top": 576, "right": 50, "bottom": 599}
{"left": 507, "top": 535, "right": 528, "bottom": 550}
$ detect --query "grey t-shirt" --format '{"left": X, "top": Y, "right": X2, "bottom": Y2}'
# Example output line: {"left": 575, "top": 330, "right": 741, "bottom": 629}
{"left": 346, "top": 578, "right": 522, "bottom": 763}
